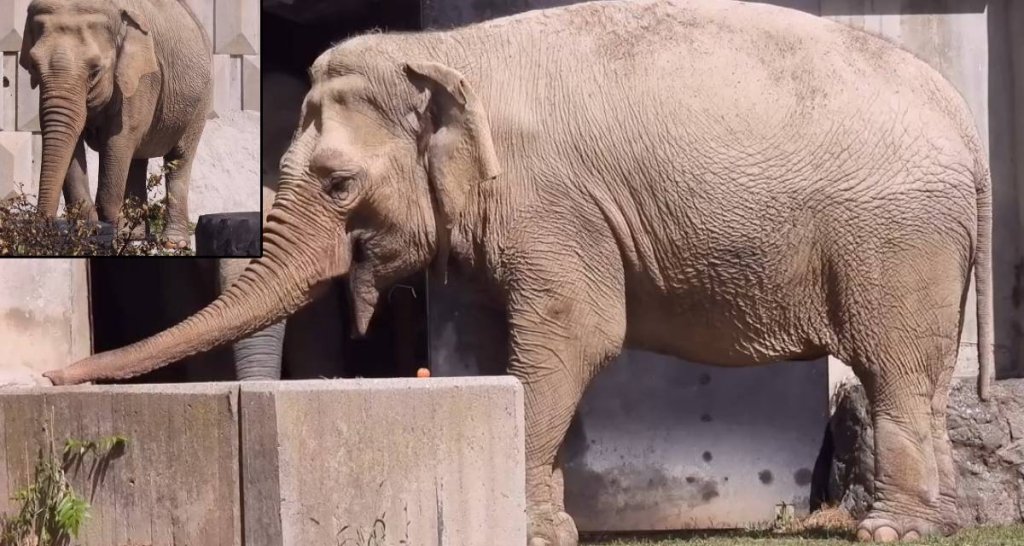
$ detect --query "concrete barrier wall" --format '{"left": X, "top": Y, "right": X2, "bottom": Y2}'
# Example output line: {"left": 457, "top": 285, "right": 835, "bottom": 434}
{"left": 0, "top": 0, "right": 261, "bottom": 223}
{"left": 0, "top": 383, "right": 242, "bottom": 546}
{"left": 0, "top": 378, "right": 526, "bottom": 546}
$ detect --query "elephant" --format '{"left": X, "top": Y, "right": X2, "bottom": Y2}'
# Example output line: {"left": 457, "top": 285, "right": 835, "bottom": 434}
{"left": 44, "top": 0, "right": 994, "bottom": 543}
{"left": 19, "top": 0, "right": 212, "bottom": 247}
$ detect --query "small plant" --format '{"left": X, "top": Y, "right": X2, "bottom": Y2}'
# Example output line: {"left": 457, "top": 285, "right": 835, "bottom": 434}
{"left": 0, "top": 160, "right": 194, "bottom": 256}
{"left": 0, "top": 417, "right": 128, "bottom": 546}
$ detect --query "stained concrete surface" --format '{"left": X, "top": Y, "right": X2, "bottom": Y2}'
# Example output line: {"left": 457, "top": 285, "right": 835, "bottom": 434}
{"left": 239, "top": 377, "right": 526, "bottom": 546}
{"left": 0, "top": 383, "right": 242, "bottom": 546}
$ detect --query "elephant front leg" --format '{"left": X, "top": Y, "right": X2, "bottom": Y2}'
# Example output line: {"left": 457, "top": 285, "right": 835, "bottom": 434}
{"left": 62, "top": 137, "right": 97, "bottom": 222}
{"left": 508, "top": 290, "right": 625, "bottom": 546}
{"left": 160, "top": 120, "right": 204, "bottom": 249}
{"left": 95, "top": 140, "right": 143, "bottom": 237}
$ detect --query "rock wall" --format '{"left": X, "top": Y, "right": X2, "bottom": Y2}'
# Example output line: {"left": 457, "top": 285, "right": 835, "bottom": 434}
{"left": 828, "top": 378, "right": 1024, "bottom": 527}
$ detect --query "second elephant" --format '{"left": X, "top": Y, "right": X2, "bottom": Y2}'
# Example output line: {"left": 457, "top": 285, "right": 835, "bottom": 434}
{"left": 20, "top": 0, "right": 212, "bottom": 247}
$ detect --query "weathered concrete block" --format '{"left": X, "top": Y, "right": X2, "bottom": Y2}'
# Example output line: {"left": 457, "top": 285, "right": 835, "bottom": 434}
{"left": 0, "top": 383, "right": 242, "bottom": 546}
{"left": 0, "top": 130, "right": 31, "bottom": 198}
{"left": 240, "top": 377, "right": 526, "bottom": 546}
{"left": 242, "top": 55, "right": 260, "bottom": 111}
{"left": 211, "top": 54, "right": 242, "bottom": 118}
{"left": 215, "top": 0, "right": 259, "bottom": 55}
{"left": 1, "top": 52, "right": 16, "bottom": 130}
{"left": 0, "top": 260, "right": 90, "bottom": 374}
{"left": 16, "top": 55, "right": 37, "bottom": 131}
{"left": 827, "top": 378, "right": 1024, "bottom": 528}
{"left": 0, "top": 0, "right": 27, "bottom": 52}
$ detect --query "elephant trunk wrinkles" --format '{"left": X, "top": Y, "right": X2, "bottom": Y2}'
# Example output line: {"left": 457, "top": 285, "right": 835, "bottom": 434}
{"left": 37, "top": 80, "right": 87, "bottom": 217}
{"left": 46, "top": 193, "right": 349, "bottom": 385}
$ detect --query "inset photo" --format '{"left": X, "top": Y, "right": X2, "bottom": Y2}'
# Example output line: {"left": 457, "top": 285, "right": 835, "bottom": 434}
{"left": 0, "top": 0, "right": 259, "bottom": 257}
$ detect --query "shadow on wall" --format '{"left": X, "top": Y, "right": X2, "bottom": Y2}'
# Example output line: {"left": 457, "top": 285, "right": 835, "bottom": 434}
{"left": 987, "top": 0, "right": 1024, "bottom": 379}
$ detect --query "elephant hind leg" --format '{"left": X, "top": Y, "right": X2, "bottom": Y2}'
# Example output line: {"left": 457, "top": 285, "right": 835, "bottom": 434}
{"left": 160, "top": 115, "right": 205, "bottom": 249}
{"left": 930, "top": 364, "right": 959, "bottom": 535}
{"left": 828, "top": 251, "right": 965, "bottom": 542}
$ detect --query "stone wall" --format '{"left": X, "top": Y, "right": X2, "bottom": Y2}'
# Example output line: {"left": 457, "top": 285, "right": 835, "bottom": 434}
{"left": 0, "top": 0, "right": 261, "bottom": 223}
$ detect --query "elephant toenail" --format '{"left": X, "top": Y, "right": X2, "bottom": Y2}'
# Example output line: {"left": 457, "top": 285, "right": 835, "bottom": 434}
{"left": 874, "top": 526, "right": 900, "bottom": 542}
{"left": 857, "top": 529, "right": 874, "bottom": 542}
{"left": 903, "top": 530, "right": 921, "bottom": 542}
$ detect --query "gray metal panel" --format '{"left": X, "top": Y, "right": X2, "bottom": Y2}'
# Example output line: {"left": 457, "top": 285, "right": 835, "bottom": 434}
{"left": 561, "top": 351, "right": 828, "bottom": 531}
{"left": 428, "top": 272, "right": 830, "bottom": 531}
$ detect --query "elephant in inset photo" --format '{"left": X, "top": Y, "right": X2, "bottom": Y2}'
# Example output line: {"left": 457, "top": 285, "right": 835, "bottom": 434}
{"left": 20, "top": 0, "right": 212, "bottom": 247}
{"left": 46, "top": 0, "right": 993, "bottom": 544}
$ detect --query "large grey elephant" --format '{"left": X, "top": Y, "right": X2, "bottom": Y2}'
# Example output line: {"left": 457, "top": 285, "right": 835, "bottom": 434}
{"left": 45, "top": 0, "right": 993, "bottom": 543}
{"left": 20, "top": 0, "right": 212, "bottom": 247}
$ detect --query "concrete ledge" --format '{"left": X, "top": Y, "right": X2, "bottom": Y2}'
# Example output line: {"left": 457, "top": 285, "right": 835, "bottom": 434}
{"left": 240, "top": 377, "right": 526, "bottom": 546}
{"left": 0, "top": 378, "right": 526, "bottom": 546}
{"left": 0, "top": 383, "right": 241, "bottom": 546}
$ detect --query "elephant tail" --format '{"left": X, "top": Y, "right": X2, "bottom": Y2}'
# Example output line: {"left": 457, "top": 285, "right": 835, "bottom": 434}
{"left": 975, "top": 166, "right": 994, "bottom": 402}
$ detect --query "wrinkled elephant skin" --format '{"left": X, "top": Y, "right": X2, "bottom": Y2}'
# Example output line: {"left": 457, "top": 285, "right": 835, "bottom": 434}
{"left": 45, "top": 1, "right": 994, "bottom": 544}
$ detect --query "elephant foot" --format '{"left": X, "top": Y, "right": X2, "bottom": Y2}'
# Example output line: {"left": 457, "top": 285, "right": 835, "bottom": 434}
{"left": 159, "top": 226, "right": 190, "bottom": 250}
{"left": 856, "top": 512, "right": 945, "bottom": 542}
{"left": 528, "top": 507, "right": 578, "bottom": 546}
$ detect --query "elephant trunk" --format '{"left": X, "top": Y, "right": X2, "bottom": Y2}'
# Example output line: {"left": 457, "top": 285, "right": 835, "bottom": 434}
{"left": 45, "top": 194, "right": 350, "bottom": 385}
{"left": 36, "top": 67, "right": 87, "bottom": 217}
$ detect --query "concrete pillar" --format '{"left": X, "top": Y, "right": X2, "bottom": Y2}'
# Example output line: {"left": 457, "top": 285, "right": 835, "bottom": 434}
{"left": 211, "top": 54, "right": 243, "bottom": 119}
{"left": 0, "top": 0, "right": 26, "bottom": 52}
{"left": 215, "top": 0, "right": 260, "bottom": 55}
{"left": 242, "top": 55, "right": 261, "bottom": 112}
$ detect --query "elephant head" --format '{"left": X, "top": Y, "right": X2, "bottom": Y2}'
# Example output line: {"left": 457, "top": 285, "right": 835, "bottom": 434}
{"left": 44, "top": 39, "right": 501, "bottom": 385}
{"left": 20, "top": 0, "right": 159, "bottom": 217}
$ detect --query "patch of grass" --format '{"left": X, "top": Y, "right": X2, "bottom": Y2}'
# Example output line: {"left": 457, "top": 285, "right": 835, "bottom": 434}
{"left": 0, "top": 160, "right": 194, "bottom": 256}
{"left": 584, "top": 507, "right": 1024, "bottom": 546}
{"left": 0, "top": 418, "right": 127, "bottom": 546}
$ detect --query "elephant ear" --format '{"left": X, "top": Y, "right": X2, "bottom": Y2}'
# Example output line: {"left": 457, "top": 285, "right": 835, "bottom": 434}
{"left": 115, "top": 8, "right": 158, "bottom": 98}
{"left": 403, "top": 62, "right": 501, "bottom": 283}
{"left": 18, "top": 14, "right": 38, "bottom": 89}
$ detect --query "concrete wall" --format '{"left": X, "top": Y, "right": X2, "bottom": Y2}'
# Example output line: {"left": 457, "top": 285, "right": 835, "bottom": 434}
{"left": 0, "top": 383, "right": 242, "bottom": 546}
{"left": 0, "top": 379, "right": 526, "bottom": 546}
{"left": 241, "top": 378, "right": 525, "bottom": 546}
{"left": 0, "top": 260, "right": 89, "bottom": 385}
{"left": 0, "top": 0, "right": 261, "bottom": 223}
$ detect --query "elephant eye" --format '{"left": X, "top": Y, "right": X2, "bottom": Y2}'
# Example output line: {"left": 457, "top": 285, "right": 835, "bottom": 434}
{"left": 89, "top": 66, "right": 102, "bottom": 84}
{"left": 322, "top": 172, "right": 355, "bottom": 198}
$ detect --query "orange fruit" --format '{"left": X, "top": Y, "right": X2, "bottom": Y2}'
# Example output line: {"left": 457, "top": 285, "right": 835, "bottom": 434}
{"left": 416, "top": 368, "right": 431, "bottom": 378}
